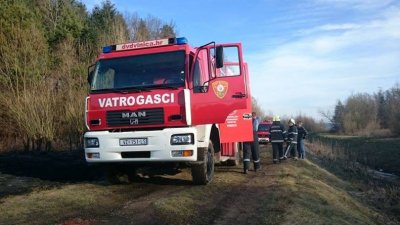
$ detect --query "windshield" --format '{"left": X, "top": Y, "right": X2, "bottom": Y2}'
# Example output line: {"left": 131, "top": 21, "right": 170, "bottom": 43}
{"left": 258, "top": 124, "right": 271, "bottom": 131}
{"left": 91, "top": 51, "right": 185, "bottom": 92}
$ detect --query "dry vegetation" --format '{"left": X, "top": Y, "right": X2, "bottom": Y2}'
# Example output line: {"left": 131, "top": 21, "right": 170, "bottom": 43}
{"left": 0, "top": 0, "right": 177, "bottom": 152}
{"left": 0, "top": 147, "right": 395, "bottom": 225}
{"left": 322, "top": 86, "right": 400, "bottom": 136}
{"left": 306, "top": 134, "right": 400, "bottom": 222}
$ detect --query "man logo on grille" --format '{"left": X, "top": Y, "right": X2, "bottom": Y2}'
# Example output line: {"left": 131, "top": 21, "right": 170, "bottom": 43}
{"left": 122, "top": 111, "right": 146, "bottom": 118}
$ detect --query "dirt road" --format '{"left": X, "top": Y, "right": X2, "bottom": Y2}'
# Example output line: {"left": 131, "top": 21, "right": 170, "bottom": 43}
{"left": 0, "top": 146, "right": 394, "bottom": 225}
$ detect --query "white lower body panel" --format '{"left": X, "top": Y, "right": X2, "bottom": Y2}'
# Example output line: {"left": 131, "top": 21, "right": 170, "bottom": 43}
{"left": 84, "top": 127, "right": 198, "bottom": 163}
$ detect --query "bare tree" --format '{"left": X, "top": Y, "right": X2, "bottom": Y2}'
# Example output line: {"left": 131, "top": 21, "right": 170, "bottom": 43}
{"left": 125, "top": 13, "right": 177, "bottom": 41}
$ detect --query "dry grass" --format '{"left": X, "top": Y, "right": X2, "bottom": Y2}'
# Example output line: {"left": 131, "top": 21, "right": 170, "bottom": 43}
{"left": 306, "top": 134, "right": 400, "bottom": 223}
{"left": 0, "top": 148, "right": 395, "bottom": 225}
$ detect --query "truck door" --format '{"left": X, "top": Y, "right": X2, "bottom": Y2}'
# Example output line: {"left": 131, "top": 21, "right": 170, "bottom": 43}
{"left": 189, "top": 43, "right": 248, "bottom": 125}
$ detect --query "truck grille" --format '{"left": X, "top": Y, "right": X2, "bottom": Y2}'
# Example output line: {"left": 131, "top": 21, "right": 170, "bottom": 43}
{"left": 121, "top": 151, "right": 151, "bottom": 158}
{"left": 106, "top": 108, "right": 164, "bottom": 127}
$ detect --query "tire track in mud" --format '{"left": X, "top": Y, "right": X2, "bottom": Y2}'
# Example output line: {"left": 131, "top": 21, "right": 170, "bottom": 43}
{"left": 209, "top": 163, "right": 281, "bottom": 225}
{"left": 72, "top": 171, "right": 194, "bottom": 225}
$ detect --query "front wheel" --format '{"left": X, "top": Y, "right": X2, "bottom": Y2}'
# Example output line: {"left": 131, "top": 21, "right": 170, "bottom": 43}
{"left": 191, "top": 141, "right": 215, "bottom": 185}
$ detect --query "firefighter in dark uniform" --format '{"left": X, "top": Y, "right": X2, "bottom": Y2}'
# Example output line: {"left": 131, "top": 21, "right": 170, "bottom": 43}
{"left": 243, "top": 112, "right": 261, "bottom": 174}
{"left": 285, "top": 118, "right": 298, "bottom": 159}
{"left": 269, "top": 116, "right": 286, "bottom": 163}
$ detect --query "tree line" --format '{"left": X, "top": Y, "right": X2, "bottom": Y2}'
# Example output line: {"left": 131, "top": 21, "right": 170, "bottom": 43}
{"left": 252, "top": 98, "right": 326, "bottom": 133}
{"left": 0, "top": 0, "right": 177, "bottom": 151}
{"left": 323, "top": 83, "right": 400, "bottom": 136}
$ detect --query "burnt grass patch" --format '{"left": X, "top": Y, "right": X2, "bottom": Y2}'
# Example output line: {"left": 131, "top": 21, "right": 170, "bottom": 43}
{"left": 0, "top": 150, "right": 103, "bottom": 183}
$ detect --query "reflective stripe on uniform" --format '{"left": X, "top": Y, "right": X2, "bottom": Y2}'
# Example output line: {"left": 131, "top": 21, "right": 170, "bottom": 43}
{"left": 270, "top": 130, "right": 282, "bottom": 133}
{"left": 254, "top": 160, "right": 260, "bottom": 163}
{"left": 243, "top": 159, "right": 251, "bottom": 162}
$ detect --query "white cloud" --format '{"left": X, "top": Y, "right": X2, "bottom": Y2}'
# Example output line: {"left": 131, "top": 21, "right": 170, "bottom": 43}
{"left": 248, "top": 6, "right": 400, "bottom": 120}
{"left": 314, "top": 0, "right": 395, "bottom": 10}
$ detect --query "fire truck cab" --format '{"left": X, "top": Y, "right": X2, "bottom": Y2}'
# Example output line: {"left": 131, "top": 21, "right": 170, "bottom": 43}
{"left": 84, "top": 37, "right": 253, "bottom": 184}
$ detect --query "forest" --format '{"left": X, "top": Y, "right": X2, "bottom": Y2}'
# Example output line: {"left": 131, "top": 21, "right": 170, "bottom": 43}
{"left": 324, "top": 84, "right": 400, "bottom": 136}
{"left": 0, "top": 0, "right": 177, "bottom": 151}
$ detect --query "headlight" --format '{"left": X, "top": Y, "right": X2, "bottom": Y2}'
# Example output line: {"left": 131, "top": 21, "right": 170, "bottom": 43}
{"left": 85, "top": 137, "right": 99, "bottom": 148}
{"left": 170, "top": 134, "right": 194, "bottom": 145}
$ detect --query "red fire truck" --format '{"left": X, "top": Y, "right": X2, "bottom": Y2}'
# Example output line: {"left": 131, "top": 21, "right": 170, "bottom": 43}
{"left": 84, "top": 37, "right": 253, "bottom": 184}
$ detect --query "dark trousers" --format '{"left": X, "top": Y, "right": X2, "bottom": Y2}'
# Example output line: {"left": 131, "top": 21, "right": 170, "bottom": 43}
{"left": 243, "top": 131, "right": 260, "bottom": 170}
{"left": 286, "top": 142, "right": 297, "bottom": 157}
{"left": 271, "top": 142, "right": 283, "bottom": 161}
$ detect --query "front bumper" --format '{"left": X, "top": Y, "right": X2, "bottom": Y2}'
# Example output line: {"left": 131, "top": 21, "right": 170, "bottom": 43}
{"left": 84, "top": 127, "right": 198, "bottom": 163}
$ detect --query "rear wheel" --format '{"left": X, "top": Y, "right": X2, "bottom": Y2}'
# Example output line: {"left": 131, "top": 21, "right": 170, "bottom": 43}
{"left": 191, "top": 141, "right": 215, "bottom": 185}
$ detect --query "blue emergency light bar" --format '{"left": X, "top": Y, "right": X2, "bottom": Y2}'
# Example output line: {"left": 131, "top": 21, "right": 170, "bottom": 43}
{"left": 102, "top": 37, "right": 188, "bottom": 53}
{"left": 176, "top": 37, "right": 188, "bottom": 45}
{"left": 102, "top": 45, "right": 113, "bottom": 53}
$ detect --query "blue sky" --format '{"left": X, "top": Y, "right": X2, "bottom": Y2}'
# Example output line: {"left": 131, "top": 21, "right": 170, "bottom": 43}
{"left": 82, "top": 0, "right": 400, "bottom": 120}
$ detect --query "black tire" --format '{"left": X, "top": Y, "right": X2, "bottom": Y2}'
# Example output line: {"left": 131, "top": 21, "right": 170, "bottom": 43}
{"left": 191, "top": 141, "right": 215, "bottom": 185}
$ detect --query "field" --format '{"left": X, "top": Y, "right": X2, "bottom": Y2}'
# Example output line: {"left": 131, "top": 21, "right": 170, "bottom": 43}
{"left": 0, "top": 145, "right": 398, "bottom": 225}
{"left": 308, "top": 134, "right": 400, "bottom": 176}
{"left": 306, "top": 134, "right": 400, "bottom": 222}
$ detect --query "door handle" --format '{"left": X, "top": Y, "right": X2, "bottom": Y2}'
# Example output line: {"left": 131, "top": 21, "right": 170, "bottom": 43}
{"left": 232, "top": 92, "right": 246, "bottom": 98}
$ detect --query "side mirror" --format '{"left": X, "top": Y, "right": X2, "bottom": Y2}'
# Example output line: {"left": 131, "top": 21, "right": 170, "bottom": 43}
{"left": 216, "top": 46, "right": 224, "bottom": 69}
{"left": 87, "top": 64, "right": 95, "bottom": 85}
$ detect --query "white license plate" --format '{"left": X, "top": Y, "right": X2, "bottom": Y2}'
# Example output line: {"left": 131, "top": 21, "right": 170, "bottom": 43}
{"left": 119, "top": 138, "right": 148, "bottom": 146}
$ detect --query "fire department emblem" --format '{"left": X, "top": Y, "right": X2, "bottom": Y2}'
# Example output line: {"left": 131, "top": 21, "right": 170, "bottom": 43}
{"left": 212, "top": 81, "right": 229, "bottom": 99}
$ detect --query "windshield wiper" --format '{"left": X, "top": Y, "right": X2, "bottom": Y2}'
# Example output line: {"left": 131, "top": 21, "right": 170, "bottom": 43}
{"left": 146, "top": 84, "right": 180, "bottom": 90}
{"left": 91, "top": 84, "right": 181, "bottom": 94}
{"left": 91, "top": 87, "right": 151, "bottom": 94}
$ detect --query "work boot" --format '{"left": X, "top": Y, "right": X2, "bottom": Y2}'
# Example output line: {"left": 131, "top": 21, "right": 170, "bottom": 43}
{"left": 273, "top": 159, "right": 278, "bottom": 164}
{"left": 254, "top": 162, "right": 261, "bottom": 172}
{"left": 243, "top": 161, "right": 250, "bottom": 174}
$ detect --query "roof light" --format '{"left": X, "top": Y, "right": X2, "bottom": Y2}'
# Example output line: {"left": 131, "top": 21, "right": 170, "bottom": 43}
{"left": 102, "top": 45, "right": 113, "bottom": 53}
{"left": 176, "top": 37, "right": 188, "bottom": 45}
